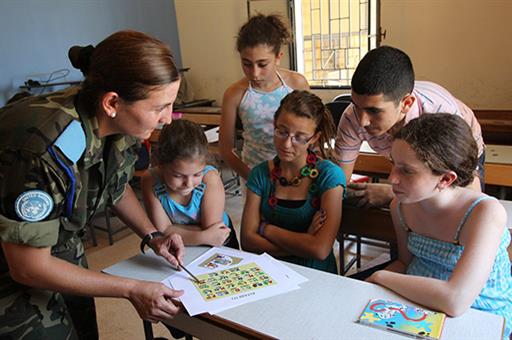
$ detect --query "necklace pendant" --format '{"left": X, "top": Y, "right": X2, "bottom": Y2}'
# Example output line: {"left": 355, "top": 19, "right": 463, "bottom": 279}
{"left": 278, "top": 177, "right": 289, "bottom": 186}
{"left": 291, "top": 177, "right": 302, "bottom": 186}
{"left": 300, "top": 166, "right": 311, "bottom": 177}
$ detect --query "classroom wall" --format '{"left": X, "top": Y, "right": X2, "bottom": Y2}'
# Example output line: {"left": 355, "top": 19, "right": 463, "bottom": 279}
{"left": 381, "top": 0, "right": 512, "bottom": 110}
{"left": 175, "top": 0, "right": 512, "bottom": 109}
{"left": 174, "top": 0, "right": 245, "bottom": 106}
{"left": 0, "top": 0, "right": 182, "bottom": 106}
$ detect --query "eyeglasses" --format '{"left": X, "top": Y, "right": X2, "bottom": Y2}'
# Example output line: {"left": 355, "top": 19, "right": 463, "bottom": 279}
{"left": 273, "top": 128, "right": 315, "bottom": 146}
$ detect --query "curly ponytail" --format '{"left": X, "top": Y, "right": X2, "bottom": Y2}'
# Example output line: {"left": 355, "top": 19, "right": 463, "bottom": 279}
{"left": 236, "top": 14, "right": 291, "bottom": 55}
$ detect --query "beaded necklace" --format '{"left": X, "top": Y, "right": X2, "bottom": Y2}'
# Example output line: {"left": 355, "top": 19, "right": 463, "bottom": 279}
{"left": 268, "top": 150, "right": 320, "bottom": 209}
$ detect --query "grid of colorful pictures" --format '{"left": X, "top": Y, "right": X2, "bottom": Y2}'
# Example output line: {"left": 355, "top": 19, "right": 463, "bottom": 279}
{"left": 193, "top": 262, "right": 276, "bottom": 301}
{"left": 167, "top": 247, "right": 307, "bottom": 316}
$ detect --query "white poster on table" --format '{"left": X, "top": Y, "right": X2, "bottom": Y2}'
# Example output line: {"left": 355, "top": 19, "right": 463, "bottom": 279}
{"left": 165, "top": 247, "right": 304, "bottom": 316}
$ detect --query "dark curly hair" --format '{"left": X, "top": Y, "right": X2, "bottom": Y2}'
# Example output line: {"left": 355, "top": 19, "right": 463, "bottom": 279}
{"left": 236, "top": 14, "right": 290, "bottom": 55}
{"left": 394, "top": 114, "right": 478, "bottom": 187}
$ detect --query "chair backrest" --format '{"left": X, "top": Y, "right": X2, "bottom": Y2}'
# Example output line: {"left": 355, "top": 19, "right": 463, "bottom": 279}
{"left": 333, "top": 93, "right": 352, "bottom": 103}
{"left": 326, "top": 100, "right": 351, "bottom": 128}
{"left": 337, "top": 205, "right": 396, "bottom": 245}
{"left": 326, "top": 93, "right": 351, "bottom": 128}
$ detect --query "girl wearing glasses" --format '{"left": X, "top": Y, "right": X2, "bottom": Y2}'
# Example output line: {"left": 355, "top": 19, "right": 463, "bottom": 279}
{"left": 220, "top": 14, "right": 309, "bottom": 180}
{"left": 241, "top": 91, "right": 346, "bottom": 274}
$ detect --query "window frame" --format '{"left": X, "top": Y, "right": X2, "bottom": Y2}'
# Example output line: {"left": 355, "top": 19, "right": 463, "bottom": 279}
{"left": 288, "top": 0, "right": 381, "bottom": 90}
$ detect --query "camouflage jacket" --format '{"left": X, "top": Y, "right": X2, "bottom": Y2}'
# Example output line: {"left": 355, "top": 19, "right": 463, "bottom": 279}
{"left": 0, "top": 87, "right": 139, "bottom": 268}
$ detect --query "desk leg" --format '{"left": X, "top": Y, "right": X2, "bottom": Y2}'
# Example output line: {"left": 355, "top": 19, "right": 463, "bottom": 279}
{"left": 143, "top": 320, "right": 154, "bottom": 340}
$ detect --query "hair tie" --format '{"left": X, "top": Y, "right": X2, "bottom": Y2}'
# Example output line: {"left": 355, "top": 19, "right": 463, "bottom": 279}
{"left": 69, "top": 45, "right": 95, "bottom": 76}
{"left": 79, "top": 45, "right": 95, "bottom": 75}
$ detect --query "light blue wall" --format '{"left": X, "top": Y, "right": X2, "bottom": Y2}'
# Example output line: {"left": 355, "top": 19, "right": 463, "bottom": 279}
{"left": 0, "top": 0, "right": 182, "bottom": 105}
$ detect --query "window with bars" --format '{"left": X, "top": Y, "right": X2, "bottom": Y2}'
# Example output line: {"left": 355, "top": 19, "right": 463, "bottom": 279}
{"left": 292, "top": 0, "right": 379, "bottom": 88}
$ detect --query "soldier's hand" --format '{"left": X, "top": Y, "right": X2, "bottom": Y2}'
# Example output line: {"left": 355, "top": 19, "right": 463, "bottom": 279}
{"left": 128, "top": 280, "right": 184, "bottom": 323}
{"left": 346, "top": 182, "right": 394, "bottom": 208}
{"left": 149, "top": 233, "right": 185, "bottom": 267}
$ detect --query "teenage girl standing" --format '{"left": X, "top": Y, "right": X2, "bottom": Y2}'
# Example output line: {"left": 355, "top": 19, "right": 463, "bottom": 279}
{"left": 220, "top": 14, "right": 309, "bottom": 180}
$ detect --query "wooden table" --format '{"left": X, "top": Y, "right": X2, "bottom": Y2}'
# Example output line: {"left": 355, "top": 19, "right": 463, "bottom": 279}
{"left": 104, "top": 247, "right": 505, "bottom": 340}
{"left": 149, "top": 106, "right": 221, "bottom": 143}
{"left": 485, "top": 145, "right": 512, "bottom": 187}
{"left": 474, "top": 110, "right": 512, "bottom": 145}
{"left": 354, "top": 143, "right": 512, "bottom": 188}
{"left": 179, "top": 106, "right": 221, "bottom": 126}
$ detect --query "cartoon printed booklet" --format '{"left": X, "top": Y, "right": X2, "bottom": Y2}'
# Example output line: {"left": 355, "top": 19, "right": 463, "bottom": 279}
{"left": 357, "top": 299, "right": 446, "bottom": 339}
{"left": 165, "top": 247, "right": 307, "bottom": 316}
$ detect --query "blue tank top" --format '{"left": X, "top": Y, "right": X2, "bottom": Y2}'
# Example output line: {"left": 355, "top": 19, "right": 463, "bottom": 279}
{"left": 151, "top": 165, "right": 229, "bottom": 225}
{"left": 238, "top": 72, "right": 293, "bottom": 168}
{"left": 398, "top": 196, "right": 512, "bottom": 339}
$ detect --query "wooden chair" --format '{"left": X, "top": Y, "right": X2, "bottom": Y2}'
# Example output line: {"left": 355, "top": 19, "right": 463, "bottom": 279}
{"left": 90, "top": 205, "right": 130, "bottom": 246}
{"left": 87, "top": 171, "right": 147, "bottom": 246}
{"left": 337, "top": 205, "right": 398, "bottom": 275}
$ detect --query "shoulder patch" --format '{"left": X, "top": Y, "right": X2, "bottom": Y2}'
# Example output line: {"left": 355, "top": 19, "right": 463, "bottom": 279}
{"left": 53, "top": 120, "right": 86, "bottom": 163}
{"left": 15, "top": 190, "right": 54, "bottom": 222}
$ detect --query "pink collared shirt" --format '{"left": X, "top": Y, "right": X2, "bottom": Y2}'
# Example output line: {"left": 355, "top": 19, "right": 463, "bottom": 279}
{"left": 335, "top": 81, "right": 484, "bottom": 164}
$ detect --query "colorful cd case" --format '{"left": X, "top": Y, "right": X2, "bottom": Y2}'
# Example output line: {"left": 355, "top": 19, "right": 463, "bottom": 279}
{"left": 358, "top": 299, "right": 446, "bottom": 339}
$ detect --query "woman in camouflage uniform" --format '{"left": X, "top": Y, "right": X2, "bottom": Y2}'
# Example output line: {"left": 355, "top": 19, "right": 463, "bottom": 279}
{"left": 0, "top": 30, "right": 185, "bottom": 340}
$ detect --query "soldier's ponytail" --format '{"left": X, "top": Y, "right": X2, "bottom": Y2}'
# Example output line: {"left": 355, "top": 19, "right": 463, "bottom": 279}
{"left": 69, "top": 30, "right": 180, "bottom": 115}
{"left": 68, "top": 45, "right": 95, "bottom": 76}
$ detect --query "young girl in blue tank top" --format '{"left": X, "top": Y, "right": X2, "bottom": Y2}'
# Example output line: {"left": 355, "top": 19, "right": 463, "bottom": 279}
{"left": 241, "top": 91, "right": 346, "bottom": 274}
{"left": 141, "top": 119, "right": 239, "bottom": 249}
{"left": 220, "top": 14, "right": 309, "bottom": 180}
{"left": 367, "top": 114, "right": 511, "bottom": 339}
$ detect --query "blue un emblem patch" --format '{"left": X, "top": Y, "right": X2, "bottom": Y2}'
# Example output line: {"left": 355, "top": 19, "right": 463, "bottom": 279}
{"left": 15, "top": 190, "right": 54, "bottom": 222}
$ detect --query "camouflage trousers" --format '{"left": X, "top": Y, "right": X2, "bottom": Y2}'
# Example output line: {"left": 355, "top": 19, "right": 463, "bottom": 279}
{"left": 0, "top": 236, "right": 98, "bottom": 340}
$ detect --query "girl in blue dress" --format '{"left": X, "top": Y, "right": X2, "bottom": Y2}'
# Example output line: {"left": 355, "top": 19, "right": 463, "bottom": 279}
{"left": 241, "top": 90, "right": 346, "bottom": 274}
{"left": 367, "top": 114, "right": 511, "bottom": 339}
{"left": 220, "top": 14, "right": 309, "bottom": 180}
{"left": 142, "top": 119, "right": 239, "bottom": 249}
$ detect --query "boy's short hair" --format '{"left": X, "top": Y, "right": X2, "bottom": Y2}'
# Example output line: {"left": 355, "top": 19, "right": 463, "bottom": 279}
{"left": 351, "top": 46, "right": 415, "bottom": 103}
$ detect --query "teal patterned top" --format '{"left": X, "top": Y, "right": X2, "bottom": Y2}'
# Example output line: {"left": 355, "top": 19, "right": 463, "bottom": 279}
{"left": 247, "top": 159, "right": 346, "bottom": 274}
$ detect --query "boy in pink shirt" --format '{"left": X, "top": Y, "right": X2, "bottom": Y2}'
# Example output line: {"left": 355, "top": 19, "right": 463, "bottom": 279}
{"left": 335, "top": 46, "right": 484, "bottom": 208}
